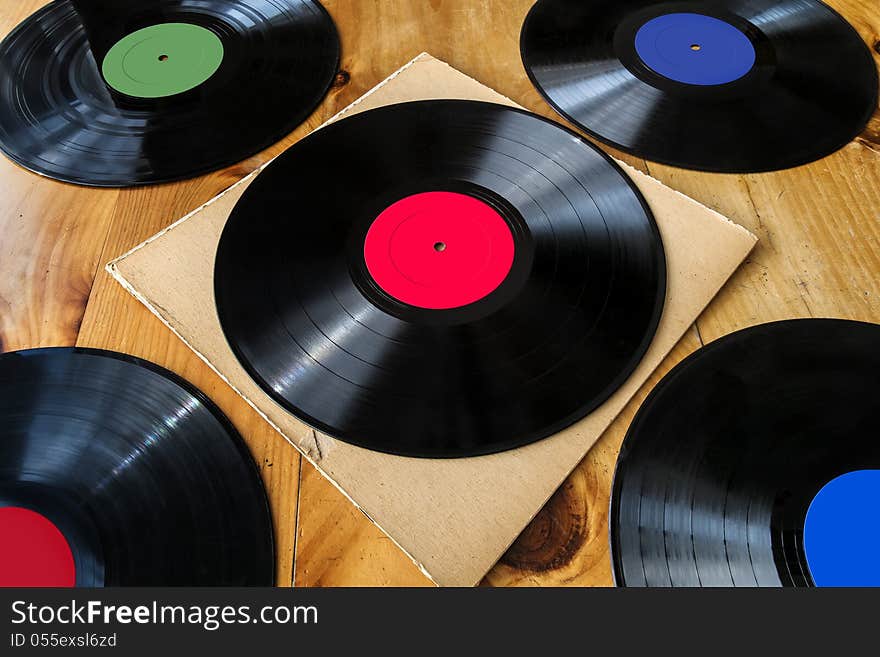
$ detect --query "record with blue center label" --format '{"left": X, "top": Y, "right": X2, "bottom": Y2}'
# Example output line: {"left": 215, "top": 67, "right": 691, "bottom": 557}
{"left": 610, "top": 319, "right": 880, "bottom": 587}
{"left": 521, "top": 0, "right": 878, "bottom": 172}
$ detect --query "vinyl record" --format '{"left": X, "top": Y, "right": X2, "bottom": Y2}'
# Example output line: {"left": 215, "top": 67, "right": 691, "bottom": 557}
{"left": 610, "top": 319, "right": 880, "bottom": 587}
{"left": 0, "top": 0, "right": 339, "bottom": 186}
{"left": 0, "top": 348, "right": 273, "bottom": 587}
{"left": 215, "top": 100, "right": 666, "bottom": 458}
{"left": 521, "top": 0, "right": 879, "bottom": 172}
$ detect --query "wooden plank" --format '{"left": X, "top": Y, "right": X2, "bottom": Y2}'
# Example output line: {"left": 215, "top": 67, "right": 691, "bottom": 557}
{"left": 295, "top": 463, "right": 433, "bottom": 587}
{"left": 74, "top": 183, "right": 306, "bottom": 586}
{"left": 0, "top": 1, "right": 119, "bottom": 352}
{"left": 649, "top": 0, "right": 880, "bottom": 342}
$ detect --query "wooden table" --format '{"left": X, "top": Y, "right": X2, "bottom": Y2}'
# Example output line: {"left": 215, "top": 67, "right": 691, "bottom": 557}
{"left": 1, "top": 0, "right": 877, "bottom": 587}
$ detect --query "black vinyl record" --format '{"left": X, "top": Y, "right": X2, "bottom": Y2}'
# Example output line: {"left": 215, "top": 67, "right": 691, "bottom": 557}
{"left": 0, "top": 0, "right": 339, "bottom": 186}
{"left": 0, "top": 348, "right": 274, "bottom": 587}
{"left": 610, "top": 319, "right": 880, "bottom": 587}
{"left": 521, "top": 0, "right": 879, "bottom": 172}
{"left": 215, "top": 100, "right": 666, "bottom": 458}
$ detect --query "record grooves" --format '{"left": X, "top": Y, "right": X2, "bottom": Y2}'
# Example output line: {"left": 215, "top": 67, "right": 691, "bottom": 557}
{"left": 215, "top": 99, "right": 667, "bottom": 458}
{"left": 521, "top": 0, "right": 879, "bottom": 172}
{"left": 0, "top": 348, "right": 274, "bottom": 587}
{"left": 610, "top": 319, "right": 880, "bottom": 587}
{"left": 0, "top": 0, "right": 340, "bottom": 186}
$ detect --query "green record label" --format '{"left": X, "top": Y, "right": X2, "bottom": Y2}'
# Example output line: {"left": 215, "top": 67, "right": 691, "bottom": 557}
{"left": 101, "top": 23, "right": 224, "bottom": 98}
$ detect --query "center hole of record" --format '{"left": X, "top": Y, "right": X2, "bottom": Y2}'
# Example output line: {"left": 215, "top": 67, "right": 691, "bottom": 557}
{"left": 158, "top": 54, "right": 169, "bottom": 61}
{"left": 690, "top": 43, "right": 701, "bottom": 51}
{"left": 363, "top": 191, "right": 515, "bottom": 310}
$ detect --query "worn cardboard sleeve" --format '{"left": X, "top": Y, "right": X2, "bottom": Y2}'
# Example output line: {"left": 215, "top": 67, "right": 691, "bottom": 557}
{"left": 108, "top": 53, "right": 757, "bottom": 587}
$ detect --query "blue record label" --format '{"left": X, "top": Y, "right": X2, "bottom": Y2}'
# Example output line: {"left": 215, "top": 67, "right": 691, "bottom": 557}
{"left": 634, "top": 12, "right": 755, "bottom": 85}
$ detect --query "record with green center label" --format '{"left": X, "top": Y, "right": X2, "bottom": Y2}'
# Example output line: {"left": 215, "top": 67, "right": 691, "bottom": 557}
{"left": 0, "top": 0, "right": 340, "bottom": 186}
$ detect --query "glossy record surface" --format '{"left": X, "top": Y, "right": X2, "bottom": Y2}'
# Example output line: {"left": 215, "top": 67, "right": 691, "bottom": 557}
{"left": 0, "top": 0, "right": 339, "bottom": 186}
{"left": 521, "top": 0, "right": 879, "bottom": 172}
{"left": 611, "top": 319, "right": 880, "bottom": 587}
{"left": 0, "top": 348, "right": 274, "bottom": 586}
{"left": 215, "top": 100, "right": 666, "bottom": 458}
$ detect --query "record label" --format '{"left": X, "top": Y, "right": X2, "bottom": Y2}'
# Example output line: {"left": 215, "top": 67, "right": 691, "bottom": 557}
{"left": 634, "top": 13, "right": 755, "bottom": 85}
{"left": 364, "top": 191, "right": 516, "bottom": 309}
{"left": 804, "top": 470, "right": 880, "bottom": 587}
{"left": 101, "top": 23, "right": 225, "bottom": 98}
{"left": 0, "top": 507, "right": 76, "bottom": 588}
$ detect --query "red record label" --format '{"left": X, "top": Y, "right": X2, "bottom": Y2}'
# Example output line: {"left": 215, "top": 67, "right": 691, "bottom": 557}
{"left": 0, "top": 506, "right": 76, "bottom": 587}
{"left": 364, "top": 191, "right": 515, "bottom": 309}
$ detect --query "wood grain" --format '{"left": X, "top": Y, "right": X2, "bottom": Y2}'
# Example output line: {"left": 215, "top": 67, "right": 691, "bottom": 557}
{"left": 1, "top": 0, "right": 877, "bottom": 587}
{"left": 294, "top": 462, "right": 432, "bottom": 587}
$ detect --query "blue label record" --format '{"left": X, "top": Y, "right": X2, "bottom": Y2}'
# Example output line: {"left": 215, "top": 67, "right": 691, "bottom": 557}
{"left": 520, "top": 0, "right": 879, "bottom": 172}
{"left": 609, "top": 319, "right": 880, "bottom": 587}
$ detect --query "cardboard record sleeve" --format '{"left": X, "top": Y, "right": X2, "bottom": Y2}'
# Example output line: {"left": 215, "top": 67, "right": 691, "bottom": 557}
{"left": 108, "top": 53, "right": 757, "bottom": 586}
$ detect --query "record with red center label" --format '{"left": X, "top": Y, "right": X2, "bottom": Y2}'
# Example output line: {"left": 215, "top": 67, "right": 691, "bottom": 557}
{"left": 215, "top": 100, "right": 666, "bottom": 458}
{"left": 520, "top": 0, "right": 878, "bottom": 172}
{"left": 0, "top": 0, "right": 339, "bottom": 186}
{"left": 610, "top": 319, "right": 880, "bottom": 587}
{"left": 0, "top": 347, "right": 274, "bottom": 587}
